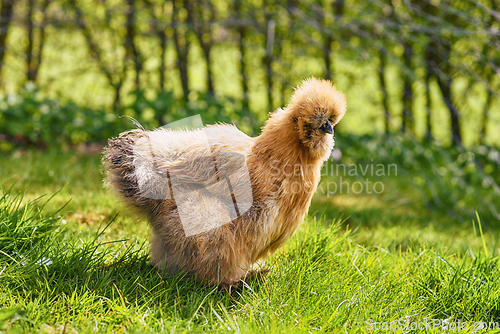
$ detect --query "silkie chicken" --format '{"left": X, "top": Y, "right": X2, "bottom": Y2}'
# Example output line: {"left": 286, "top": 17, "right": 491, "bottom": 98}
{"left": 103, "top": 78, "right": 346, "bottom": 287}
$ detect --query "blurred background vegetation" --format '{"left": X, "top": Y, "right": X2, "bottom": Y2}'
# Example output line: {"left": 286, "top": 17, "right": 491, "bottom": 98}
{"left": 0, "top": 3, "right": 500, "bottom": 329}
{"left": 0, "top": 0, "right": 498, "bottom": 148}
{"left": 0, "top": 0, "right": 499, "bottom": 228}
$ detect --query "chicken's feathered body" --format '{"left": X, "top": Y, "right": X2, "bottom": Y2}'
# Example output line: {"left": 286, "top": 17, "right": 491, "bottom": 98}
{"left": 103, "top": 78, "right": 346, "bottom": 285}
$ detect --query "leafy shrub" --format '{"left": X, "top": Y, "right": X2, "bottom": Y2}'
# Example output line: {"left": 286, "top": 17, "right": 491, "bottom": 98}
{"left": 126, "top": 89, "right": 259, "bottom": 135}
{"left": 0, "top": 86, "right": 259, "bottom": 150}
{"left": 335, "top": 133, "right": 500, "bottom": 227}
{"left": 0, "top": 86, "right": 125, "bottom": 148}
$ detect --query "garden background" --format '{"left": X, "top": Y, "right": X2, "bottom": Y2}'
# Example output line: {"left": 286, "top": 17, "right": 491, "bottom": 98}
{"left": 1, "top": 0, "right": 500, "bottom": 332}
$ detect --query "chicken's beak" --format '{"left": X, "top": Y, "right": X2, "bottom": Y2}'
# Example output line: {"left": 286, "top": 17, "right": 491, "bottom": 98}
{"left": 319, "top": 120, "right": 334, "bottom": 134}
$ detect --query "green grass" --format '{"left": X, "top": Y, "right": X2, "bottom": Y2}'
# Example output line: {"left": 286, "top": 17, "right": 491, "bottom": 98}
{"left": 1, "top": 135, "right": 500, "bottom": 333}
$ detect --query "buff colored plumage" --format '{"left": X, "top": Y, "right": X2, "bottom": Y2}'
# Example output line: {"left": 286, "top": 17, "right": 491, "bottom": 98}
{"left": 102, "top": 78, "right": 346, "bottom": 286}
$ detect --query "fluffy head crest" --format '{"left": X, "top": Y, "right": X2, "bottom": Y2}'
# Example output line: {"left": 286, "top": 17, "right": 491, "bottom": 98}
{"left": 288, "top": 77, "right": 346, "bottom": 125}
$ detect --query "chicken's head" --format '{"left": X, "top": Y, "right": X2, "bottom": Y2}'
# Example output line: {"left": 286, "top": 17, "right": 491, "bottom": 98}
{"left": 288, "top": 77, "right": 347, "bottom": 159}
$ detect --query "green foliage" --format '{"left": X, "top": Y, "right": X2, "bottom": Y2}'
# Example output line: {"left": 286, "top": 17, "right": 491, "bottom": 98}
{"left": 0, "top": 86, "right": 125, "bottom": 148}
{"left": 1, "top": 0, "right": 499, "bottom": 149}
{"left": 127, "top": 89, "right": 259, "bottom": 135}
{"left": 0, "top": 88, "right": 260, "bottom": 151}
{"left": 334, "top": 133, "right": 500, "bottom": 226}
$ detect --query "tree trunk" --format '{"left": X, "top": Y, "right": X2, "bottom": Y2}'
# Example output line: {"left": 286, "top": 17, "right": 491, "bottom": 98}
{"left": 33, "top": 0, "right": 50, "bottom": 83}
{"left": 425, "top": 70, "right": 432, "bottom": 140}
{"left": 322, "top": 5, "right": 332, "bottom": 82}
{"left": 238, "top": 30, "right": 249, "bottom": 108}
{"left": 190, "top": 0, "right": 215, "bottom": 97}
{"left": 25, "top": 0, "right": 49, "bottom": 84}
{"left": 322, "top": 0, "right": 344, "bottom": 81}
{"left": 480, "top": 88, "right": 492, "bottom": 144}
{"left": 424, "top": 37, "right": 438, "bottom": 141}
{"left": 333, "top": 0, "right": 344, "bottom": 19}
{"left": 159, "top": 30, "right": 166, "bottom": 91}
{"left": 437, "top": 77, "right": 462, "bottom": 146}
{"left": 330, "top": 0, "right": 344, "bottom": 80}
{"left": 26, "top": 0, "right": 35, "bottom": 82}
{"left": 0, "top": 0, "right": 14, "bottom": 79}
{"left": 435, "top": 36, "right": 462, "bottom": 147}
{"left": 234, "top": 0, "right": 249, "bottom": 109}
{"left": 201, "top": 44, "right": 214, "bottom": 97}
{"left": 401, "top": 40, "right": 413, "bottom": 134}
{"left": 479, "top": 0, "right": 497, "bottom": 144}
{"left": 264, "top": 19, "right": 275, "bottom": 111}
{"left": 70, "top": 0, "right": 124, "bottom": 112}
{"left": 173, "top": 0, "right": 190, "bottom": 99}
{"left": 113, "top": 81, "right": 123, "bottom": 111}
{"left": 125, "top": 0, "right": 141, "bottom": 90}
{"left": 173, "top": 29, "right": 189, "bottom": 99}
{"left": 142, "top": 0, "right": 169, "bottom": 103}
{"left": 378, "top": 48, "right": 390, "bottom": 134}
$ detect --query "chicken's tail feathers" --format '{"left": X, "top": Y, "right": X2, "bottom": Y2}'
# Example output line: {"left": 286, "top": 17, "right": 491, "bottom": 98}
{"left": 102, "top": 129, "right": 151, "bottom": 210}
{"left": 120, "top": 115, "right": 146, "bottom": 131}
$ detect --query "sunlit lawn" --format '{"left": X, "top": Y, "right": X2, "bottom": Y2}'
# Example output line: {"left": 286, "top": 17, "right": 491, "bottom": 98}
{"left": 1, "top": 138, "right": 500, "bottom": 332}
